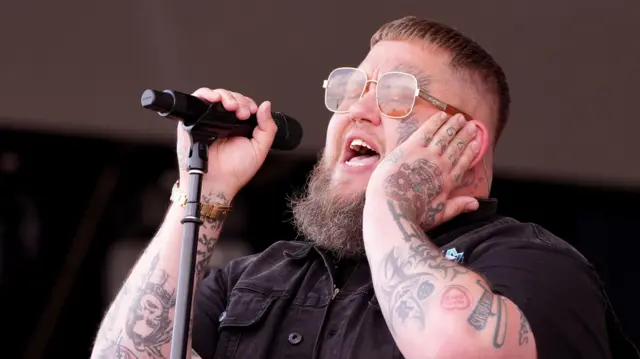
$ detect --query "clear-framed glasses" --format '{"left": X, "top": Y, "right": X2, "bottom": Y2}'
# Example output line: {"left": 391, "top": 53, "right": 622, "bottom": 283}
{"left": 322, "top": 67, "right": 469, "bottom": 119}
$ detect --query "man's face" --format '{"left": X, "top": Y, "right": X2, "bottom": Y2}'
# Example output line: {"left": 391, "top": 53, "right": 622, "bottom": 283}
{"left": 291, "top": 40, "right": 467, "bottom": 258}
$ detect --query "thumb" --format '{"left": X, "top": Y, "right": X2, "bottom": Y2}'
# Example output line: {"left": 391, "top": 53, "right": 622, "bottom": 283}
{"left": 251, "top": 101, "right": 278, "bottom": 155}
{"left": 441, "top": 196, "right": 479, "bottom": 223}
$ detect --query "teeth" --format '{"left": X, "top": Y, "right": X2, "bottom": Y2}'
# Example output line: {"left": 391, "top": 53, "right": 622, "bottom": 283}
{"left": 349, "top": 139, "right": 375, "bottom": 152}
{"left": 345, "top": 161, "right": 366, "bottom": 167}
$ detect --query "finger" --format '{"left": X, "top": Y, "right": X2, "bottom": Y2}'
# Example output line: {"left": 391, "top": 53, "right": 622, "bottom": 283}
{"left": 429, "top": 114, "right": 467, "bottom": 156}
{"left": 251, "top": 101, "right": 278, "bottom": 156}
{"left": 451, "top": 139, "right": 480, "bottom": 185}
{"left": 192, "top": 87, "right": 239, "bottom": 113}
{"left": 229, "top": 91, "right": 256, "bottom": 120}
{"left": 441, "top": 196, "right": 479, "bottom": 223}
{"left": 404, "top": 111, "right": 448, "bottom": 149}
{"left": 443, "top": 121, "right": 478, "bottom": 167}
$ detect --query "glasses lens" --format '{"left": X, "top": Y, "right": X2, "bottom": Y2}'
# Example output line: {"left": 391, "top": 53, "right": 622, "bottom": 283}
{"left": 377, "top": 72, "right": 417, "bottom": 118}
{"left": 325, "top": 68, "right": 366, "bottom": 112}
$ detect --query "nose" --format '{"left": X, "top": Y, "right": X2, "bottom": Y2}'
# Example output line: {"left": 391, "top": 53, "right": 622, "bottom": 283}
{"left": 346, "top": 83, "right": 382, "bottom": 126}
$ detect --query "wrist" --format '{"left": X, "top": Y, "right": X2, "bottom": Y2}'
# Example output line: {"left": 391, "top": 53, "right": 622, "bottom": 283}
{"left": 177, "top": 177, "right": 238, "bottom": 205}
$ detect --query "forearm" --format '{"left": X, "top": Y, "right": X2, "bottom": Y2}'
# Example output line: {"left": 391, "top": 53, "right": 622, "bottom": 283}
{"left": 91, "top": 189, "right": 230, "bottom": 359}
{"left": 363, "top": 197, "right": 535, "bottom": 359}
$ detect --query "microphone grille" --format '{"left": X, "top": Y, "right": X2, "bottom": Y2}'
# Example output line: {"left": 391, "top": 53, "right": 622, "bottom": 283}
{"left": 272, "top": 112, "right": 303, "bottom": 151}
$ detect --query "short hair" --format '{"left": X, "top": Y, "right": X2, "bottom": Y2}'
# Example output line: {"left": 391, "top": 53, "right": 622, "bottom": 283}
{"left": 371, "top": 16, "right": 510, "bottom": 144}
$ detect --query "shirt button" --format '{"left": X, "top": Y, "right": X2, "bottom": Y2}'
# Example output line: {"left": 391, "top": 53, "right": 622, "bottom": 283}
{"left": 288, "top": 332, "right": 303, "bottom": 345}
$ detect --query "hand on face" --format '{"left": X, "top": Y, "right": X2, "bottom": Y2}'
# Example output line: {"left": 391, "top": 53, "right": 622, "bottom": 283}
{"left": 367, "top": 111, "right": 482, "bottom": 230}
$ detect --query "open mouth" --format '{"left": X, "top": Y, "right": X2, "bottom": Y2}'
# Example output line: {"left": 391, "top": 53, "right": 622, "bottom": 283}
{"left": 344, "top": 138, "right": 381, "bottom": 167}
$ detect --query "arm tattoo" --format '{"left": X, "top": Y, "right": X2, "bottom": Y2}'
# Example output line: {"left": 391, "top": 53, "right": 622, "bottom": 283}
{"left": 125, "top": 254, "right": 177, "bottom": 358}
{"left": 95, "top": 330, "right": 139, "bottom": 359}
{"left": 377, "top": 159, "right": 471, "bottom": 333}
{"left": 195, "top": 234, "right": 216, "bottom": 281}
{"left": 467, "top": 280, "right": 508, "bottom": 349}
{"left": 396, "top": 116, "right": 419, "bottom": 146}
{"left": 380, "top": 246, "right": 437, "bottom": 334}
{"left": 518, "top": 307, "right": 531, "bottom": 346}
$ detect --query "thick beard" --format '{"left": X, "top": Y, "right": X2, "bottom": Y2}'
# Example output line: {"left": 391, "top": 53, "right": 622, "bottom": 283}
{"left": 289, "top": 158, "right": 367, "bottom": 259}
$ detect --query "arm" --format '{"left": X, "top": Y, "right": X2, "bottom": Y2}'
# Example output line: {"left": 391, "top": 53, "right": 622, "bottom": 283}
{"left": 363, "top": 195, "right": 536, "bottom": 359}
{"left": 90, "top": 187, "right": 231, "bottom": 359}
{"left": 363, "top": 112, "right": 536, "bottom": 358}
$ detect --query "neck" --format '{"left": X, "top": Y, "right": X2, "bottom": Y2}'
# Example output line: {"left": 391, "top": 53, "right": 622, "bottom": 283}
{"left": 451, "top": 159, "right": 492, "bottom": 199}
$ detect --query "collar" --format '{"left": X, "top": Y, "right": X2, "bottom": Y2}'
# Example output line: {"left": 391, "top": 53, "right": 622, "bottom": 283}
{"left": 427, "top": 197, "right": 499, "bottom": 247}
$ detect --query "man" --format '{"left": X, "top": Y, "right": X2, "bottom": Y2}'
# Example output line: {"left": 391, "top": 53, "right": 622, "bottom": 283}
{"left": 91, "top": 16, "right": 637, "bottom": 359}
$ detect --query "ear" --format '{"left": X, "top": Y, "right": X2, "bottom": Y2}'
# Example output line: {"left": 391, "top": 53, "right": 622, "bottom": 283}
{"left": 468, "top": 120, "right": 490, "bottom": 168}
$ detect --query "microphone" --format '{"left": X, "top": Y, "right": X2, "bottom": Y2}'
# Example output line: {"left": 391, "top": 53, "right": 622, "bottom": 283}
{"left": 140, "top": 89, "right": 303, "bottom": 150}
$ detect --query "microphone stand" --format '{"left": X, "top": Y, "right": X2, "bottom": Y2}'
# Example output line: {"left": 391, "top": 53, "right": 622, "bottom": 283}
{"left": 170, "top": 121, "right": 217, "bottom": 359}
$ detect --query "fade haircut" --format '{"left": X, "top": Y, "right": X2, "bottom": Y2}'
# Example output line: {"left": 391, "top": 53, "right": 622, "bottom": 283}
{"left": 371, "top": 16, "right": 510, "bottom": 144}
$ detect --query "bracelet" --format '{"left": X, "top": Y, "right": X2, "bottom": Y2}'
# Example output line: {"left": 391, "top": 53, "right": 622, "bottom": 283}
{"left": 170, "top": 181, "right": 232, "bottom": 220}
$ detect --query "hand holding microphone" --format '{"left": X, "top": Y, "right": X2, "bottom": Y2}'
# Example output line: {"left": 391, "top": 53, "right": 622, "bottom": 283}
{"left": 141, "top": 87, "right": 302, "bottom": 198}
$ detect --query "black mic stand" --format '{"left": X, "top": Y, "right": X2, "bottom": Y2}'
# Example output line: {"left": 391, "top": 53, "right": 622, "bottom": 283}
{"left": 170, "top": 121, "right": 217, "bottom": 359}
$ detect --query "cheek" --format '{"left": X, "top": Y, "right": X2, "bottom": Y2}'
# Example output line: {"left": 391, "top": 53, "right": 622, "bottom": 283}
{"left": 324, "top": 115, "right": 347, "bottom": 160}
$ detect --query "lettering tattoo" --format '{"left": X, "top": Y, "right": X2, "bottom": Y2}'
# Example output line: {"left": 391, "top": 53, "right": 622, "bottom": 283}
{"left": 396, "top": 116, "right": 420, "bottom": 146}
{"left": 440, "top": 285, "right": 471, "bottom": 310}
{"left": 467, "top": 280, "right": 509, "bottom": 349}
{"left": 518, "top": 307, "right": 531, "bottom": 346}
{"left": 125, "top": 254, "right": 177, "bottom": 358}
{"left": 446, "top": 127, "right": 455, "bottom": 137}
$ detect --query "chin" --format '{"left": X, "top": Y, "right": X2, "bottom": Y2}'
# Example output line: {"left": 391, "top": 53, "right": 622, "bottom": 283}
{"left": 330, "top": 170, "right": 370, "bottom": 198}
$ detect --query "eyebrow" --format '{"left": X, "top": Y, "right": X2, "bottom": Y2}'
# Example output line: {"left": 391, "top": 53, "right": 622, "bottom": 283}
{"left": 388, "top": 64, "right": 432, "bottom": 90}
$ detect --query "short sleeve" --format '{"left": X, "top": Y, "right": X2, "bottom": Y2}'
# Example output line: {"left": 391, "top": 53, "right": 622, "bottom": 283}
{"left": 467, "top": 237, "right": 611, "bottom": 359}
{"left": 192, "top": 267, "right": 228, "bottom": 359}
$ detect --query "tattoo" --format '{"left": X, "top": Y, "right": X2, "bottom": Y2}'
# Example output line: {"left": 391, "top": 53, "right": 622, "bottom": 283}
{"left": 396, "top": 116, "right": 419, "bottom": 146}
{"left": 440, "top": 285, "right": 471, "bottom": 310}
{"left": 455, "top": 140, "right": 465, "bottom": 150}
{"left": 421, "top": 134, "right": 432, "bottom": 147}
{"left": 383, "top": 148, "right": 404, "bottom": 165}
{"left": 467, "top": 280, "right": 493, "bottom": 330}
{"left": 196, "top": 234, "right": 217, "bottom": 280}
{"left": 383, "top": 159, "right": 444, "bottom": 227}
{"left": 380, "top": 246, "right": 437, "bottom": 334}
{"left": 454, "top": 168, "right": 476, "bottom": 190}
{"left": 518, "top": 308, "right": 531, "bottom": 345}
{"left": 446, "top": 127, "right": 455, "bottom": 137}
{"left": 125, "top": 254, "right": 176, "bottom": 358}
{"left": 95, "top": 331, "right": 139, "bottom": 359}
{"left": 435, "top": 139, "right": 447, "bottom": 153}
{"left": 448, "top": 153, "right": 457, "bottom": 165}
{"left": 467, "top": 280, "right": 509, "bottom": 348}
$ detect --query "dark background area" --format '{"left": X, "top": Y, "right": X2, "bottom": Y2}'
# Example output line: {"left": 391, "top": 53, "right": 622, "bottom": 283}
{"left": 1, "top": 128, "right": 638, "bottom": 359}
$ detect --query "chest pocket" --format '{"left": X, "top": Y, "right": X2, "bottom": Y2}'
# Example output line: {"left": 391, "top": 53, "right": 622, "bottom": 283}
{"left": 214, "top": 284, "right": 284, "bottom": 359}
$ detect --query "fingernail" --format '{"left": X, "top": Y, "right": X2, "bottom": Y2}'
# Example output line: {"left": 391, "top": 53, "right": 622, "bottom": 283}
{"left": 467, "top": 123, "right": 477, "bottom": 134}
{"left": 440, "top": 112, "right": 448, "bottom": 120}
{"left": 457, "top": 114, "right": 466, "bottom": 125}
{"left": 470, "top": 140, "right": 479, "bottom": 152}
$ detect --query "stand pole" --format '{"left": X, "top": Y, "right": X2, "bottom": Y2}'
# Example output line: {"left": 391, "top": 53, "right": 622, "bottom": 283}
{"left": 170, "top": 138, "right": 213, "bottom": 359}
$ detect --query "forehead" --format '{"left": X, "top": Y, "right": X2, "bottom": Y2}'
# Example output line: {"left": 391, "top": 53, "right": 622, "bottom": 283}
{"left": 358, "top": 40, "right": 453, "bottom": 86}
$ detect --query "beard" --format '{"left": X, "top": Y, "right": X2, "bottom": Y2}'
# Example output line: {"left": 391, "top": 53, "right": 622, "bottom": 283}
{"left": 289, "top": 155, "right": 367, "bottom": 259}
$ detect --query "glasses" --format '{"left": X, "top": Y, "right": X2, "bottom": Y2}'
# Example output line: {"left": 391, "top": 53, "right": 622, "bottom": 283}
{"left": 322, "top": 67, "right": 469, "bottom": 119}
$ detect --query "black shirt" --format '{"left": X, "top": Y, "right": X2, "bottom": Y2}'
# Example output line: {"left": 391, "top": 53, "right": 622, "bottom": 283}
{"left": 192, "top": 199, "right": 638, "bottom": 359}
